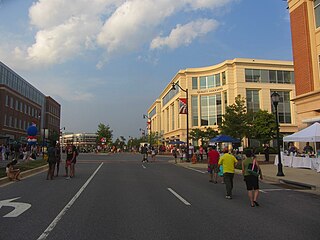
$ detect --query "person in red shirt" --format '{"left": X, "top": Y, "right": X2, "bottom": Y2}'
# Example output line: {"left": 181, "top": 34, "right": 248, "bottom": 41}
{"left": 208, "top": 145, "right": 220, "bottom": 183}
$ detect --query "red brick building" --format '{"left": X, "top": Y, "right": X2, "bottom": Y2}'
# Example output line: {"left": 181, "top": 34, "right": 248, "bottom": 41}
{"left": 288, "top": 0, "right": 320, "bottom": 127}
{"left": 0, "top": 61, "right": 61, "bottom": 144}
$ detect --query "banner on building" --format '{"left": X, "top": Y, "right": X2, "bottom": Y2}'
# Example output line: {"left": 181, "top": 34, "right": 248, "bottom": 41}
{"left": 179, "top": 98, "right": 187, "bottom": 114}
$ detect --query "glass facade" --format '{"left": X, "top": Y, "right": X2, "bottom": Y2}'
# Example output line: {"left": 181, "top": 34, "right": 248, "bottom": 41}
{"left": 246, "top": 89, "right": 260, "bottom": 113}
{"left": 192, "top": 77, "right": 198, "bottom": 89}
{"left": 199, "top": 73, "right": 221, "bottom": 89}
{"left": 245, "top": 69, "right": 294, "bottom": 84}
{"left": 222, "top": 71, "right": 226, "bottom": 85}
{"left": 191, "top": 96, "right": 198, "bottom": 127}
{"left": 162, "top": 82, "right": 179, "bottom": 106}
{"left": 171, "top": 104, "right": 174, "bottom": 130}
{"left": 0, "top": 62, "right": 45, "bottom": 105}
{"left": 271, "top": 91, "right": 292, "bottom": 124}
{"left": 200, "top": 94, "right": 222, "bottom": 126}
{"left": 149, "top": 107, "right": 156, "bottom": 118}
{"left": 315, "top": 0, "right": 320, "bottom": 28}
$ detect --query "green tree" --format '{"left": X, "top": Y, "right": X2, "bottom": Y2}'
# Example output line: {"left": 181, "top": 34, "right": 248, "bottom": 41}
{"left": 203, "top": 127, "right": 218, "bottom": 143}
{"left": 189, "top": 127, "right": 218, "bottom": 145}
{"left": 113, "top": 136, "right": 126, "bottom": 150}
{"left": 219, "top": 95, "right": 248, "bottom": 142}
{"left": 189, "top": 128, "right": 205, "bottom": 144}
{"left": 248, "top": 110, "right": 277, "bottom": 144}
{"left": 47, "top": 130, "right": 59, "bottom": 146}
{"left": 96, "top": 123, "right": 113, "bottom": 145}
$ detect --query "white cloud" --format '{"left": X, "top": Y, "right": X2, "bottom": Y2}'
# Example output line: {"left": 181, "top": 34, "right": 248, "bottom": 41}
{"left": 27, "top": 15, "right": 101, "bottom": 65}
{"left": 0, "top": 0, "right": 235, "bottom": 68}
{"left": 150, "top": 19, "right": 219, "bottom": 50}
{"left": 97, "top": 0, "right": 180, "bottom": 53}
{"left": 187, "top": 0, "right": 234, "bottom": 10}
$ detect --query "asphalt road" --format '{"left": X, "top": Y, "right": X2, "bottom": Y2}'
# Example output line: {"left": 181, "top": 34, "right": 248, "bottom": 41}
{"left": 1, "top": 153, "right": 320, "bottom": 240}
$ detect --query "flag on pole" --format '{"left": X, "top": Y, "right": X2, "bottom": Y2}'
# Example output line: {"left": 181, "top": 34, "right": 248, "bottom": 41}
{"left": 179, "top": 98, "right": 187, "bottom": 114}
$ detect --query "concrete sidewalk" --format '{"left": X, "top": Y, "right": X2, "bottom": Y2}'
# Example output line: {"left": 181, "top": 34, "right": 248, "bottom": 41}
{"left": 170, "top": 160, "right": 320, "bottom": 194}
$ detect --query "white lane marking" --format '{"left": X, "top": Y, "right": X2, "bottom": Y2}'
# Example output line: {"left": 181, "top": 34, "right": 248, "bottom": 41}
{"left": 167, "top": 188, "right": 191, "bottom": 206}
{"left": 259, "top": 189, "right": 293, "bottom": 193}
{"left": 185, "top": 167, "right": 206, "bottom": 174}
{"left": 142, "top": 164, "right": 146, "bottom": 169}
{"left": 37, "top": 163, "right": 104, "bottom": 240}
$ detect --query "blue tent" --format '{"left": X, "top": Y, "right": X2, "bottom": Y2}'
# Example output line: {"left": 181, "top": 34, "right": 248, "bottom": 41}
{"left": 209, "top": 135, "right": 240, "bottom": 143}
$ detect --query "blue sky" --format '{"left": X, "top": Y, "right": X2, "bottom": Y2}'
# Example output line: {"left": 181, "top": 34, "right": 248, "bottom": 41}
{"left": 0, "top": 0, "right": 292, "bottom": 140}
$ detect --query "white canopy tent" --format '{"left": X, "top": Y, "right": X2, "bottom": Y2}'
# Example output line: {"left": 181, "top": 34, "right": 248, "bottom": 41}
{"left": 283, "top": 122, "right": 320, "bottom": 142}
{"left": 283, "top": 122, "right": 320, "bottom": 155}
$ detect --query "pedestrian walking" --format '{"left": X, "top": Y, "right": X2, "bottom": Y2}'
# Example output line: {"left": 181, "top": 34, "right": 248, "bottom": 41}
{"left": 141, "top": 144, "right": 148, "bottom": 162}
{"left": 65, "top": 144, "right": 74, "bottom": 179}
{"left": 199, "top": 145, "right": 204, "bottom": 162}
{"left": 218, "top": 147, "right": 238, "bottom": 199}
{"left": 46, "top": 143, "right": 56, "bottom": 180}
{"left": 1, "top": 144, "right": 6, "bottom": 161}
{"left": 207, "top": 146, "right": 220, "bottom": 183}
{"left": 151, "top": 146, "right": 156, "bottom": 162}
{"left": 172, "top": 147, "right": 178, "bottom": 164}
{"left": 70, "top": 145, "right": 78, "bottom": 178}
{"left": 242, "top": 149, "right": 263, "bottom": 207}
{"left": 55, "top": 143, "right": 61, "bottom": 177}
{"left": 264, "top": 143, "right": 270, "bottom": 162}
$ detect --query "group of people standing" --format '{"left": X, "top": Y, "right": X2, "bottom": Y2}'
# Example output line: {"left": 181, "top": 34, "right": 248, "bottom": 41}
{"left": 46, "top": 143, "right": 78, "bottom": 180}
{"left": 207, "top": 146, "right": 263, "bottom": 207}
{"left": 140, "top": 144, "right": 157, "bottom": 162}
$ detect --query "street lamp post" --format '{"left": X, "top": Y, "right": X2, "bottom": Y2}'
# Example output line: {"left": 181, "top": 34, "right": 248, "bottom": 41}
{"left": 143, "top": 114, "right": 152, "bottom": 146}
{"left": 271, "top": 92, "right": 285, "bottom": 176}
{"left": 171, "top": 82, "right": 189, "bottom": 162}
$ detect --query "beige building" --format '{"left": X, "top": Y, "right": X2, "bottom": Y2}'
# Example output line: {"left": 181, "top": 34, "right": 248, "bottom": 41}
{"left": 287, "top": 0, "right": 320, "bottom": 128}
{"left": 60, "top": 133, "right": 97, "bottom": 151}
{"left": 147, "top": 58, "right": 297, "bottom": 146}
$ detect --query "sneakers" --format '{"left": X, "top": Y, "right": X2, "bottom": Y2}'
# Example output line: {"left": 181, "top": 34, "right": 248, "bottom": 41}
{"left": 65, "top": 177, "right": 70, "bottom": 180}
{"left": 225, "top": 195, "right": 232, "bottom": 199}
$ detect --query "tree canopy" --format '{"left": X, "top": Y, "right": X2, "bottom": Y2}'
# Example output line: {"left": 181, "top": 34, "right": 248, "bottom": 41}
{"left": 96, "top": 123, "right": 113, "bottom": 145}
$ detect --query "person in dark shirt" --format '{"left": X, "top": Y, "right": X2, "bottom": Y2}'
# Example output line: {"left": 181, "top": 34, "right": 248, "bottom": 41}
{"left": 47, "top": 143, "right": 56, "bottom": 180}
{"left": 303, "top": 142, "right": 314, "bottom": 154}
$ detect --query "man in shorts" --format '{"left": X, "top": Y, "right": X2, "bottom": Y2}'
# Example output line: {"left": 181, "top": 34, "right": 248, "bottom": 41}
{"left": 208, "top": 146, "right": 220, "bottom": 183}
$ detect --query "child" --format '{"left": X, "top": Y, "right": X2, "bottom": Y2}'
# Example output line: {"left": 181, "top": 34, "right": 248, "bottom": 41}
{"left": 6, "top": 161, "right": 21, "bottom": 181}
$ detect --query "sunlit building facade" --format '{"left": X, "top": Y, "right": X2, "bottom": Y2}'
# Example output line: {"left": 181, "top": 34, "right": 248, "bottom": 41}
{"left": 60, "top": 133, "right": 97, "bottom": 151}
{"left": 147, "top": 58, "right": 297, "bottom": 146}
{"left": 0, "top": 61, "right": 60, "bottom": 144}
{"left": 288, "top": 0, "right": 320, "bottom": 128}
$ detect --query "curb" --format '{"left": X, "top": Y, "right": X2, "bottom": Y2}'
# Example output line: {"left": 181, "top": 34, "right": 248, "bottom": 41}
{"left": 0, "top": 165, "right": 48, "bottom": 186}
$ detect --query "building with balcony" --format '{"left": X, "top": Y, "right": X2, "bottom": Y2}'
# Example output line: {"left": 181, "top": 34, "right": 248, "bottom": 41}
{"left": 147, "top": 58, "right": 297, "bottom": 146}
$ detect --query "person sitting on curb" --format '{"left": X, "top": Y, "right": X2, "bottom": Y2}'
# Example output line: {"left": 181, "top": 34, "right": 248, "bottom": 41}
{"left": 6, "top": 160, "right": 21, "bottom": 181}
